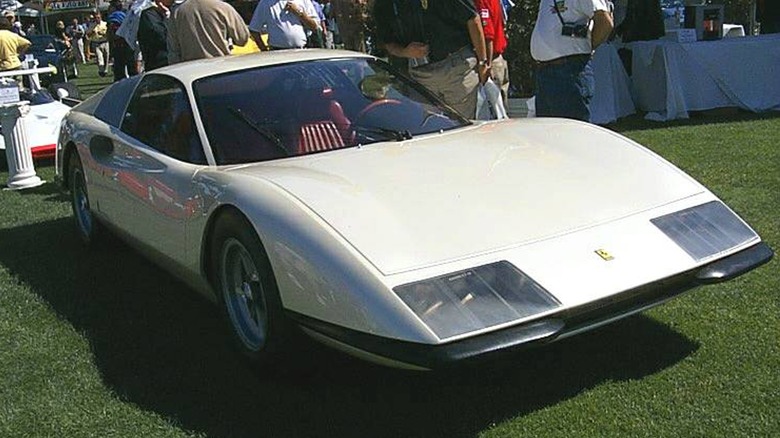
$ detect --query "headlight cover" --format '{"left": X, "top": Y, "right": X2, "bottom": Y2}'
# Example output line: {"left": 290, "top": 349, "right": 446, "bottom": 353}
{"left": 394, "top": 261, "right": 561, "bottom": 340}
{"left": 651, "top": 201, "right": 758, "bottom": 262}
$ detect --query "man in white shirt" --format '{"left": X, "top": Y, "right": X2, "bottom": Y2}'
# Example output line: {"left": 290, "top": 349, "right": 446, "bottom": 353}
{"left": 66, "top": 18, "right": 86, "bottom": 64}
{"left": 249, "top": 0, "right": 321, "bottom": 50}
{"left": 530, "top": 0, "right": 613, "bottom": 121}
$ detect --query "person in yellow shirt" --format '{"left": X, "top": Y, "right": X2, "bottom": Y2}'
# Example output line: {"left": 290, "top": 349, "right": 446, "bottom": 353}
{"left": 0, "top": 17, "right": 30, "bottom": 71}
{"left": 86, "top": 12, "right": 109, "bottom": 77}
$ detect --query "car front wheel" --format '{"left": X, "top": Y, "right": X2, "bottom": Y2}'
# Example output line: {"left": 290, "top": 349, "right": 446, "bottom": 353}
{"left": 68, "top": 152, "right": 101, "bottom": 245}
{"left": 212, "top": 213, "right": 288, "bottom": 364}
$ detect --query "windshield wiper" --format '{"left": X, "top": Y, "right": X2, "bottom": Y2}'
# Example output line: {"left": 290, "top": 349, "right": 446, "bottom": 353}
{"left": 352, "top": 124, "right": 413, "bottom": 142}
{"left": 420, "top": 110, "right": 452, "bottom": 128}
{"left": 228, "top": 106, "right": 288, "bottom": 156}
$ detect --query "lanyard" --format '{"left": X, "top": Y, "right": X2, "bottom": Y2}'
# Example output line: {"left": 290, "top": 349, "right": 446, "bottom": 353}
{"left": 553, "top": 1, "right": 567, "bottom": 26}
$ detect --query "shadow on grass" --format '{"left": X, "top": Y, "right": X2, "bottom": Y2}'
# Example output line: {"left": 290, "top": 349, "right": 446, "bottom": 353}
{"left": 12, "top": 178, "right": 69, "bottom": 203}
{"left": 608, "top": 109, "right": 780, "bottom": 133}
{"left": 0, "top": 218, "right": 699, "bottom": 438}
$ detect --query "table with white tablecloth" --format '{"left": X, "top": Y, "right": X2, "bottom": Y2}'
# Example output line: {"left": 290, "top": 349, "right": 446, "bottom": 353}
{"left": 591, "top": 42, "right": 636, "bottom": 124}
{"left": 629, "top": 34, "right": 780, "bottom": 121}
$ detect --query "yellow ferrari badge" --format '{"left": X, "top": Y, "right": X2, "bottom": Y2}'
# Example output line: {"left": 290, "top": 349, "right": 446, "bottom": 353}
{"left": 595, "top": 249, "right": 614, "bottom": 261}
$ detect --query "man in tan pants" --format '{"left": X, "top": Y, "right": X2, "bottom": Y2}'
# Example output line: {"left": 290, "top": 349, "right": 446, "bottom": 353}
{"left": 86, "top": 12, "right": 109, "bottom": 77}
{"left": 372, "top": 0, "right": 489, "bottom": 118}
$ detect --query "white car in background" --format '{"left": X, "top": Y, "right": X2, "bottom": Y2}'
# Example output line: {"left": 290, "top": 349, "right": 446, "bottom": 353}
{"left": 0, "top": 85, "right": 76, "bottom": 163}
{"left": 55, "top": 50, "right": 773, "bottom": 370}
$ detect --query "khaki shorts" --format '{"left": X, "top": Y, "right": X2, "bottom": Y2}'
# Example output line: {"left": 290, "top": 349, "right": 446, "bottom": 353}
{"left": 409, "top": 46, "right": 479, "bottom": 119}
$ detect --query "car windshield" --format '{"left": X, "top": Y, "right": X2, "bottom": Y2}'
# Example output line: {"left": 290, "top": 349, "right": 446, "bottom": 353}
{"left": 193, "top": 57, "right": 470, "bottom": 165}
{"left": 20, "top": 88, "right": 55, "bottom": 106}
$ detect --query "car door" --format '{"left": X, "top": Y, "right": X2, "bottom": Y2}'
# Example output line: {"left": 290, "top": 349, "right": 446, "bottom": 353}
{"left": 101, "top": 74, "right": 207, "bottom": 266}
{"left": 77, "top": 75, "right": 140, "bottom": 221}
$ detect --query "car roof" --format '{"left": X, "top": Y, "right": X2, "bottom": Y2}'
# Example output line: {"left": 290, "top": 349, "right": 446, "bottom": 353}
{"left": 154, "top": 49, "right": 373, "bottom": 85}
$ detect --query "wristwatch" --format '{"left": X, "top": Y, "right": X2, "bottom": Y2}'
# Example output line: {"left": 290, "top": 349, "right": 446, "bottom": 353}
{"left": 478, "top": 59, "right": 489, "bottom": 67}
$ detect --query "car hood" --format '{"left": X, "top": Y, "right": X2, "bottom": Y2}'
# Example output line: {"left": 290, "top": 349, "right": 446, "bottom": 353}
{"left": 230, "top": 119, "right": 704, "bottom": 275}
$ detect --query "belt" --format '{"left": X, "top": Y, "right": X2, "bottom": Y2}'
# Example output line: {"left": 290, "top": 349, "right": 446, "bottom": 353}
{"left": 427, "top": 45, "right": 471, "bottom": 65}
{"left": 535, "top": 53, "right": 591, "bottom": 68}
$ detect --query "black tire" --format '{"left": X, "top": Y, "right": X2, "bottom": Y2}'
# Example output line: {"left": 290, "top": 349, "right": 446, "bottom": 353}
{"left": 211, "top": 212, "right": 289, "bottom": 364}
{"left": 49, "top": 82, "right": 81, "bottom": 101}
{"left": 68, "top": 151, "right": 101, "bottom": 245}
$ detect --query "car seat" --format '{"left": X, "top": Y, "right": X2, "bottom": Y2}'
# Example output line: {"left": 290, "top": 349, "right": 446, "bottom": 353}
{"left": 297, "top": 88, "right": 352, "bottom": 155}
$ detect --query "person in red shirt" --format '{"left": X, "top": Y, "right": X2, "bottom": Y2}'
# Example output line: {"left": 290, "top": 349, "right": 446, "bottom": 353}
{"left": 476, "top": 0, "right": 509, "bottom": 106}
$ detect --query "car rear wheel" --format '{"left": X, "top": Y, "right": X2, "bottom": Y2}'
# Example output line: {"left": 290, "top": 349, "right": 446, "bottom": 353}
{"left": 68, "top": 152, "right": 101, "bottom": 245}
{"left": 212, "top": 213, "right": 288, "bottom": 363}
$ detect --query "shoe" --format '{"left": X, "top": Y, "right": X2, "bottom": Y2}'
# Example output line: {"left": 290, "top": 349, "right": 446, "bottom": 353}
{"left": 98, "top": 71, "right": 106, "bottom": 77}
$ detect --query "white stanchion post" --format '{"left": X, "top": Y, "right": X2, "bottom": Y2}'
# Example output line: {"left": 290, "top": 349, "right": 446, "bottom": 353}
{"left": 2, "top": 100, "right": 44, "bottom": 190}
{"left": 22, "top": 56, "right": 42, "bottom": 91}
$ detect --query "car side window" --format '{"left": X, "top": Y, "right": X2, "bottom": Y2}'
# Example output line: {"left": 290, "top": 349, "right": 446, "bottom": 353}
{"left": 91, "top": 75, "right": 141, "bottom": 126}
{"left": 120, "top": 75, "right": 206, "bottom": 164}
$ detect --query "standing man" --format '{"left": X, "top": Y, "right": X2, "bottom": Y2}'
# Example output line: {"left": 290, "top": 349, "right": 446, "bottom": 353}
{"left": 66, "top": 18, "right": 86, "bottom": 64}
{"left": 530, "top": 0, "right": 613, "bottom": 122}
{"left": 476, "top": 0, "right": 509, "bottom": 106}
{"left": 138, "top": 0, "right": 171, "bottom": 71}
{"left": 248, "top": 0, "right": 321, "bottom": 50}
{"left": 372, "top": 0, "right": 490, "bottom": 118}
{"left": 86, "top": 12, "right": 110, "bottom": 77}
{"left": 3, "top": 12, "right": 23, "bottom": 36}
{"left": 320, "top": 0, "right": 336, "bottom": 48}
{"left": 332, "top": 0, "right": 368, "bottom": 52}
{"left": 107, "top": 0, "right": 138, "bottom": 81}
{"left": 168, "top": 0, "right": 250, "bottom": 64}
{"left": 84, "top": 13, "right": 96, "bottom": 61}
{"left": 53, "top": 20, "right": 71, "bottom": 48}
{"left": 0, "top": 17, "right": 29, "bottom": 71}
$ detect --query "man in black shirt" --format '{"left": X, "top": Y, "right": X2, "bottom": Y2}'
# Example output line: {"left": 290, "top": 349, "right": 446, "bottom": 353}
{"left": 138, "top": 0, "right": 171, "bottom": 71}
{"left": 373, "top": 0, "right": 489, "bottom": 118}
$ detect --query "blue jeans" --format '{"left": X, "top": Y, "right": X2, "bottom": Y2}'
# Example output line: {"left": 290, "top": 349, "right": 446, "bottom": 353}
{"left": 534, "top": 55, "right": 594, "bottom": 122}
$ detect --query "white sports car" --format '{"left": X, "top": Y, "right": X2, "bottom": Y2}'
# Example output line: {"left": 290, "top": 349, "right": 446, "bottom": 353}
{"left": 55, "top": 50, "right": 772, "bottom": 370}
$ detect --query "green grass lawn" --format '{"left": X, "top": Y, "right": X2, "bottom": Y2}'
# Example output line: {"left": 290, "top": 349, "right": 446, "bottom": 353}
{"left": 71, "top": 61, "right": 115, "bottom": 98}
{"left": 0, "top": 68, "right": 778, "bottom": 437}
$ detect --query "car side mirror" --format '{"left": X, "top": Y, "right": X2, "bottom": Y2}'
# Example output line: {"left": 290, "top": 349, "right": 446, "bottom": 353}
{"left": 56, "top": 88, "right": 69, "bottom": 100}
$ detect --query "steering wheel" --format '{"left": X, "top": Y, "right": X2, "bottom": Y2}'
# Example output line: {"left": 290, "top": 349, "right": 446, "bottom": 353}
{"left": 354, "top": 99, "right": 403, "bottom": 125}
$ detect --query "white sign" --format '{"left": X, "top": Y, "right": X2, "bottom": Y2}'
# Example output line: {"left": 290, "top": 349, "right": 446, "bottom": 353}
{"left": 47, "top": 0, "right": 92, "bottom": 11}
{"left": 664, "top": 28, "right": 697, "bottom": 43}
{"left": 0, "top": 81, "right": 20, "bottom": 105}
